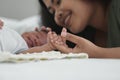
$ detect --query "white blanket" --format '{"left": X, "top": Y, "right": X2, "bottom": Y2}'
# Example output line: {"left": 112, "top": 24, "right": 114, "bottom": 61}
{"left": 0, "top": 51, "right": 88, "bottom": 63}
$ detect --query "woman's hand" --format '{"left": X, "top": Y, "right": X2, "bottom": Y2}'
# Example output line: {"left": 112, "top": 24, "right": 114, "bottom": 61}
{"left": 47, "top": 30, "right": 67, "bottom": 50}
{"left": 50, "top": 28, "right": 99, "bottom": 57}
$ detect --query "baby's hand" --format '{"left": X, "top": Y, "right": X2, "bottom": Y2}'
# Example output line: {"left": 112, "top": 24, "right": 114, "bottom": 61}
{"left": 41, "top": 26, "right": 52, "bottom": 33}
{"left": 47, "top": 31, "right": 59, "bottom": 50}
{"left": 0, "top": 19, "right": 4, "bottom": 29}
{"left": 47, "top": 28, "right": 68, "bottom": 51}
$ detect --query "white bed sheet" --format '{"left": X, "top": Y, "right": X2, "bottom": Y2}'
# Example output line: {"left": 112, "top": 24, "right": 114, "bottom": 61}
{"left": 0, "top": 59, "right": 120, "bottom": 80}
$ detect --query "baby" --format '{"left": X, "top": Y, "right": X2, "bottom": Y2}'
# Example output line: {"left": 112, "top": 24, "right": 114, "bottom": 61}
{"left": 0, "top": 19, "right": 65, "bottom": 54}
{"left": 21, "top": 27, "right": 48, "bottom": 48}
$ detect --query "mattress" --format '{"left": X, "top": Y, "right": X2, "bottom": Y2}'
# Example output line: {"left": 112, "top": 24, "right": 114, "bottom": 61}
{"left": 0, "top": 51, "right": 120, "bottom": 80}
{"left": 0, "top": 59, "right": 120, "bottom": 80}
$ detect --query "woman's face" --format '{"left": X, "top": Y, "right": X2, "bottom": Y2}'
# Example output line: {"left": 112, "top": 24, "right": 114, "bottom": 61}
{"left": 43, "top": 0, "right": 97, "bottom": 33}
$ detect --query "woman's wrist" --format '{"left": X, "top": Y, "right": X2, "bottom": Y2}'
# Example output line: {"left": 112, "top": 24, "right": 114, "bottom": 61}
{"left": 88, "top": 46, "right": 102, "bottom": 58}
{"left": 90, "top": 46, "right": 110, "bottom": 58}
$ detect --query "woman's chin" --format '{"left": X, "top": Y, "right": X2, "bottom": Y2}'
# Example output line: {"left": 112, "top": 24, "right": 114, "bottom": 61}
{"left": 70, "top": 29, "right": 81, "bottom": 34}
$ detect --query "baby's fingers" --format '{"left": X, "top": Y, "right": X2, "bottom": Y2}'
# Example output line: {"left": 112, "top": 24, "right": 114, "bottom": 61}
{"left": 41, "top": 26, "right": 52, "bottom": 33}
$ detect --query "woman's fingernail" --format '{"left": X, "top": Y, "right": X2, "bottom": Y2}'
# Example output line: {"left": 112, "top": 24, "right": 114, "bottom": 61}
{"left": 61, "top": 28, "right": 67, "bottom": 37}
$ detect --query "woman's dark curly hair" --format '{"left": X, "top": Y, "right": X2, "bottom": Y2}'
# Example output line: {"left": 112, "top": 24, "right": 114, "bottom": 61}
{"left": 38, "top": 0, "right": 111, "bottom": 29}
{"left": 39, "top": 0, "right": 62, "bottom": 34}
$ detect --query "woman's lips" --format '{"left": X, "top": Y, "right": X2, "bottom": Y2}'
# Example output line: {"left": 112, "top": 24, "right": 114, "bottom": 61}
{"left": 64, "top": 14, "right": 71, "bottom": 27}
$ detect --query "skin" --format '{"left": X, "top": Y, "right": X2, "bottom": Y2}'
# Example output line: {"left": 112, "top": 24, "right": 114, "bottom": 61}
{"left": 22, "top": 26, "right": 53, "bottom": 48}
{"left": 42, "top": 0, "right": 120, "bottom": 58}
{"left": 43, "top": 0, "right": 107, "bottom": 47}
{"left": 21, "top": 29, "right": 63, "bottom": 54}
{"left": 43, "top": 0, "right": 107, "bottom": 33}
{"left": 22, "top": 29, "right": 47, "bottom": 48}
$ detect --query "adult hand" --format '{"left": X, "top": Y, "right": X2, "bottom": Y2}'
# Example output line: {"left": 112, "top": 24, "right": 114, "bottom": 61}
{"left": 50, "top": 28, "right": 99, "bottom": 57}
{"left": 47, "top": 30, "right": 67, "bottom": 50}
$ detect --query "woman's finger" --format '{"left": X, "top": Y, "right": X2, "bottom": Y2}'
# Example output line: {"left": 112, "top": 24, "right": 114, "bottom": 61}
{"left": 61, "top": 28, "right": 67, "bottom": 43}
{"left": 53, "top": 43, "right": 73, "bottom": 53}
{"left": 66, "top": 32, "right": 87, "bottom": 45}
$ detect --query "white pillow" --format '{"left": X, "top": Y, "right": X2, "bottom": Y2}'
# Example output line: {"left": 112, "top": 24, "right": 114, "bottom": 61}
{"left": 0, "top": 15, "right": 42, "bottom": 34}
{"left": 17, "top": 15, "right": 41, "bottom": 34}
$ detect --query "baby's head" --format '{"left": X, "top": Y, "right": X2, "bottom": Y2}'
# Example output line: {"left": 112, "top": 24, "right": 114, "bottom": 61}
{"left": 22, "top": 30, "right": 47, "bottom": 48}
{"left": 0, "top": 19, "right": 4, "bottom": 29}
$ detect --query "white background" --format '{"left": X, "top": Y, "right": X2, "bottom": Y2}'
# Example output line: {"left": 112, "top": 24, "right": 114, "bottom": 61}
{"left": 0, "top": 0, "right": 39, "bottom": 20}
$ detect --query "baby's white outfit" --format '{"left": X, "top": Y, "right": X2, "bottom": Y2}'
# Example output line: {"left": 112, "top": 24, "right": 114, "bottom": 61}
{"left": 0, "top": 27, "right": 28, "bottom": 54}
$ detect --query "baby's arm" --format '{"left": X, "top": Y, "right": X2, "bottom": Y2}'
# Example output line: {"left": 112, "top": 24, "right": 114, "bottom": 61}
{"left": 21, "top": 43, "right": 54, "bottom": 54}
{"left": 21, "top": 31, "right": 56, "bottom": 54}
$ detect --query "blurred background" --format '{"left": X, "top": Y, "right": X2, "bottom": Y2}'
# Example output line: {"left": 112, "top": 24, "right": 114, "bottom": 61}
{"left": 0, "top": 0, "right": 41, "bottom": 34}
{"left": 0, "top": 0, "right": 39, "bottom": 20}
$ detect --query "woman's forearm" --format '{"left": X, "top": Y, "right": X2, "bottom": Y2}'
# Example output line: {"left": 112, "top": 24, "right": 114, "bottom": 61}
{"left": 92, "top": 47, "right": 120, "bottom": 58}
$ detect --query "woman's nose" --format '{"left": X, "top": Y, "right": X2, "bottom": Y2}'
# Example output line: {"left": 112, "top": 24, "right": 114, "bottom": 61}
{"left": 55, "top": 10, "right": 64, "bottom": 26}
{"left": 58, "top": 10, "right": 63, "bottom": 18}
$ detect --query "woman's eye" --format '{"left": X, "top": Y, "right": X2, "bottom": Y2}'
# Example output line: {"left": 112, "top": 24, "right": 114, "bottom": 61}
{"left": 56, "top": 0, "right": 61, "bottom": 5}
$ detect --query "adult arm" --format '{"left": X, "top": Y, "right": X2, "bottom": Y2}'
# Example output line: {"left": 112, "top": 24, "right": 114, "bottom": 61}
{"left": 51, "top": 28, "right": 120, "bottom": 58}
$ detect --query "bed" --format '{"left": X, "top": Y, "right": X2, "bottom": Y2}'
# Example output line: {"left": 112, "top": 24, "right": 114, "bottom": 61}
{"left": 0, "top": 17, "right": 120, "bottom": 80}
{"left": 0, "top": 58, "right": 120, "bottom": 80}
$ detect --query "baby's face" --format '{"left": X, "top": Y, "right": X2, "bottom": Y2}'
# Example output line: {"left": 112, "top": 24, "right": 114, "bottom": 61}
{"left": 22, "top": 30, "right": 47, "bottom": 48}
{"left": 0, "top": 19, "right": 4, "bottom": 29}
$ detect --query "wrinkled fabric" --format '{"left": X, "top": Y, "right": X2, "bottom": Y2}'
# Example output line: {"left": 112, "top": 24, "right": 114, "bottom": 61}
{"left": 0, "top": 27, "right": 28, "bottom": 54}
